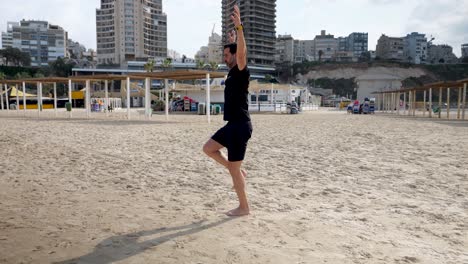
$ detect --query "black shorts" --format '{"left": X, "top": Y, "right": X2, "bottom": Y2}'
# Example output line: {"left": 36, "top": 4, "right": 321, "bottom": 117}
{"left": 211, "top": 121, "right": 253, "bottom": 162}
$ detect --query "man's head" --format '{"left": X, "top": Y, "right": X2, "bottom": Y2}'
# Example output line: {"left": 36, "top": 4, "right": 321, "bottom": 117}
{"left": 223, "top": 43, "right": 237, "bottom": 69}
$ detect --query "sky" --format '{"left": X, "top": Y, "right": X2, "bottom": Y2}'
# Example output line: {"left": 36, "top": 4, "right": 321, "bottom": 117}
{"left": 0, "top": 0, "right": 467, "bottom": 57}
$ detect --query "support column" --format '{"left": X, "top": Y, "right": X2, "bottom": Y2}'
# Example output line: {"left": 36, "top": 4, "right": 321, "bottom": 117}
{"left": 423, "top": 90, "right": 426, "bottom": 117}
{"left": 438, "top": 88, "right": 442, "bottom": 119}
{"left": 126, "top": 77, "right": 131, "bottom": 120}
{"left": 462, "top": 83, "right": 467, "bottom": 120}
{"left": 165, "top": 79, "right": 169, "bottom": 121}
{"left": 38, "top": 82, "right": 42, "bottom": 117}
{"left": 53, "top": 82, "right": 57, "bottom": 117}
{"left": 145, "top": 78, "right": 150, "bottom": 119}
{"left": 403, "top": 92, "right": 407, "bottom": 115}
{"left": 0, "top": 83, "right": 4, "bottom": 110}
{"left": 457, "top": 87, "right": 462, "bottom": 119}
{"left": 408, "top": 91, "right": 412, "bottom": 116}
{"left": 397, "top": 93, "right": 400, "bottom": 115}
{"left": 68, "top": 79, "right": 72, "bottom": 118}
{"left": 16, "top": 83, "right": 20, "bottom": 115}
{"left": 5, "top": 84, "right": 10, "bottom": 112}
{"left": 413, "top": 90, "right": 416, "bottom": 116}
{"left": 446, "top": 87, "right": 450, "bottom": 119}
{"left": 206, "top": 74, "right": 211, "bottom": 124}
{"left": 86, "top": 80, "right": 91, "bottom": 119}
{"left": 429, "top": 88, "right": 432, "bottom": 118}
{"left": 22, "top": 82, "right": 26, "bottom": 116}
{"left": 105, "top": 80, "right": 109, "bottom": 117}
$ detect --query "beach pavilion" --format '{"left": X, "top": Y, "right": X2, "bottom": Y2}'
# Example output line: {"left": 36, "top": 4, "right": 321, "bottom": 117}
{"left": 373, "top": 78, "right": 467, "bottom": 120}
{"left": 0, "top": 70, "right": 226, "bottom": 123}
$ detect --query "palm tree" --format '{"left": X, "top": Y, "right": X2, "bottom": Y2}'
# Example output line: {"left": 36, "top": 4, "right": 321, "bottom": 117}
{"left": 196, "top": 60, "right": 205, "bottom": 69}
{"left": 318, "top": 50, "right": 324, "bottom": 62}
{"left": 208, "top": 61, "right": 219, "bottom": 71}
{"left": 144, "top": 59, "right": 155, "bottom": 72}
{"left": 161, "top": 58, "right": 172, "bottom": 71}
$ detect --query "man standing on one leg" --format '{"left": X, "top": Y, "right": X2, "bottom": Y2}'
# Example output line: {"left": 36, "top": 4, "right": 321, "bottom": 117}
{"left": 203, "top": 4, "right": 252, "bottom": 216}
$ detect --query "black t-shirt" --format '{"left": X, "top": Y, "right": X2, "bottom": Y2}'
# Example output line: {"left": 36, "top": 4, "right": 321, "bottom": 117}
{"left": 224, "top": 65, "right": 251, "bottom": 122}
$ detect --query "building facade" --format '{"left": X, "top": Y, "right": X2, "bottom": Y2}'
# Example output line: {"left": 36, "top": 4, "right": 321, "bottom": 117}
{"left": 376, "top": 34, "right": 404, "bottom": 61}
{"left": 427, "top": 44, "right": 459, "bottom": 64}
{"left": 1, "top": 22, "right": 19, "bottom": 48}
{"left": 347, "top": 32, "right": 368, "bottom": 59}
{"left": 403, "top": 32, "right": 428, "bottom": 64}
{"left": 274, "top": 34, "right": 294, "bottom": 64}
{"left": 462, "top": 43, "right": 468, "bottom": 58}
{"left": 314, "top": 30, "right": 338, "bottom": 62}
{"left": 222, "top": 0, "right": 276, "bottom": 66}
{"left": 1, "top": 20, "right": 67, "bottom": 66}
{"left": 96, "top": 0, "right": 167, "bottom": 65}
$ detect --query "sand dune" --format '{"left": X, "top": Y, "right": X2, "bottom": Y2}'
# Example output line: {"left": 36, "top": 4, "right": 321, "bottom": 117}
{"left": 0, "top": 111, "right": 466, "bottom": 263}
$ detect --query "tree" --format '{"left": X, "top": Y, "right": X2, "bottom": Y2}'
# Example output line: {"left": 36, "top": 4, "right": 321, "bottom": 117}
{"left": 144, "top": 59, "right": 155, "bottom": 72}
{"left": 407, "top": 56, "right": 413, "bottom": 63}
{"left": 318, "top": 50, "right": 324, "bottom": 62}
{"left": 14, "top": 72, "right": 31, "bottom": 80}
{"left": 0, "top": 72, "right": 6, "bottom": 81}
{"left": 208, "top": 61, "right": 219, "bottom": 70}
{"left": 49, "top": 57, "right": 75, "bottom": 77}
{"left": 439, "top": 58, "right": 445, "bottom": 64}
{"left": 161, "top": 58, "right": 172, "bottom": 70}
{"left": 0, "top": 47, "right": 31, "bottom": 66}
{"left": 196, "top": 60, "right": 205, "bottom": 69}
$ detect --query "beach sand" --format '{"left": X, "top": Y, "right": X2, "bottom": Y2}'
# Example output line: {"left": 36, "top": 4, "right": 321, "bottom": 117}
{"left": 0, "top": 111, "right": 466, "bottom": 263}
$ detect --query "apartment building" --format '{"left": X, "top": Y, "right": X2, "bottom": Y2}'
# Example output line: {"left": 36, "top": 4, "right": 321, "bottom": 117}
{"left": 222, "top": 0, "right": 276, "bottom": 66}
{"left": 96, "top": 0, "right": 167, "bottom": 65}
{"left": 427, "top": 44, "right": 459, "bottom": 64}
{"left": 1, "top": 20, "right": 67, "bottom": 66}
{"left": 403, "top": 32, "right": 428, "bottom": 64}
{"left": 314, "top": 30, "right": 338, "bottom": 61}
{"left": 462, "top": 43, "right": 468, "bottom": 58}
{"left": 376, "top": 34, "right": 404, "bottom": 61}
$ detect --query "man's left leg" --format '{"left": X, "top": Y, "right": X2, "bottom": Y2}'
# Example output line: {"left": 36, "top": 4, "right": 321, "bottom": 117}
{"left": 226, "top": 160, "right": 249, "bottom": 216}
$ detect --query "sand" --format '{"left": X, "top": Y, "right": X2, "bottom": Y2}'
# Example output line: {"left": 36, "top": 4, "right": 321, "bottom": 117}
{"left": 0, "top": 111, "right": 467, "bottom": 264}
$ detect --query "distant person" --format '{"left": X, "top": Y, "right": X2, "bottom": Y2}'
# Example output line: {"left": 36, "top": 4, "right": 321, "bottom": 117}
{"left": 203, "top": 4, "right": 252, "bottom": 216}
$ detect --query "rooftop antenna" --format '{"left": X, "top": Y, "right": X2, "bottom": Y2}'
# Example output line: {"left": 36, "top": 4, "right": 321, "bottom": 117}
{"left": 212, "top": 23, "right": 215, "bottom": 35}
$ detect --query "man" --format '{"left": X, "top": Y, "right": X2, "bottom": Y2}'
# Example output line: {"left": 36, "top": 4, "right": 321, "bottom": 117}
{"left": 203, "top": 4, "right": 252, "bottom": 216}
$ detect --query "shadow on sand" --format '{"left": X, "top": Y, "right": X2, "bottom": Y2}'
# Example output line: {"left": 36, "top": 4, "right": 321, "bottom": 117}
{"left": 54, "top": 217, "right": 234, "bottom": 264}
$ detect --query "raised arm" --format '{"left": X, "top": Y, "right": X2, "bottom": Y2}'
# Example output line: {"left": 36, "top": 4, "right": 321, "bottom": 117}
{"left": 231, "top": 5, "right": 247, "bottom": 71}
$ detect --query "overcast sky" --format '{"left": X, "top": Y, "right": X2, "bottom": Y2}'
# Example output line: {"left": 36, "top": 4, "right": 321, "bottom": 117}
{"left": 1, "top": 0, "right": 466, "bottom": 57}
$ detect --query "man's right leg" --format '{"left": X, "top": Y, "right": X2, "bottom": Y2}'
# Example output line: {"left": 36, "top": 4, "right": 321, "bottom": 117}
{"left": 203, "top": 139, "right": 247, "bottom": 178}
{"left": 203, "top": 139, "right": 229, "bottom": 168}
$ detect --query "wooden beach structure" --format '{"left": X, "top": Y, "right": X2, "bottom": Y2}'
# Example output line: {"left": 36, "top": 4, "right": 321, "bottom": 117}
{"left": 373, "top": 78, "right": 467, "bottom": 120}
{"left": 0, "top": 70, "right": 225, "bottom": 123}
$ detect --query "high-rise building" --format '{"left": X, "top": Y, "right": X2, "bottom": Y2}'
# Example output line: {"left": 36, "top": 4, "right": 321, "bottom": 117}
{"left": 403, "top": 32, "right": 428, "bottom": 64}
{"left": 1, "top": 22, "right": 19, "bottom": 48}
{"left": 376, "top": 34, "right": 404, "bottom": 61}
{"left": 96, "top": 0, "right": 167, "bottom": 65}
{"left": 222, "top": 0, "right": 276, "bottom": 66}
{"left": 347, "top": 32, "right": 368, "bottom": 58}
{"left": 1, "top": 20, "right": 67, "bottom": 66}
{"left": 462, "top": 43, "right": 468, "bottom": 58}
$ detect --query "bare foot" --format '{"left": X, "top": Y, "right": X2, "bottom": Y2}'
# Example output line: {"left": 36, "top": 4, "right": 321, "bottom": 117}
{"left": 226, "top": 207, "right": 250, "bottom": 216}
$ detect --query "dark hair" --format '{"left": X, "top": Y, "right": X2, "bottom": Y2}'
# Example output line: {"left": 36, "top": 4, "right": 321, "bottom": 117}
{"left": 223, "top": 43, "right": 237, "bottom": 54}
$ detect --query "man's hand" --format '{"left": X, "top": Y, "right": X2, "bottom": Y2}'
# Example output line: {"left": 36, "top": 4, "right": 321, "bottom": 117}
{"left": 228, "top": 30, "right": 236, "bottom": 43}
{"left": 231, "top": 5, "right": 242, "bottom": 28}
